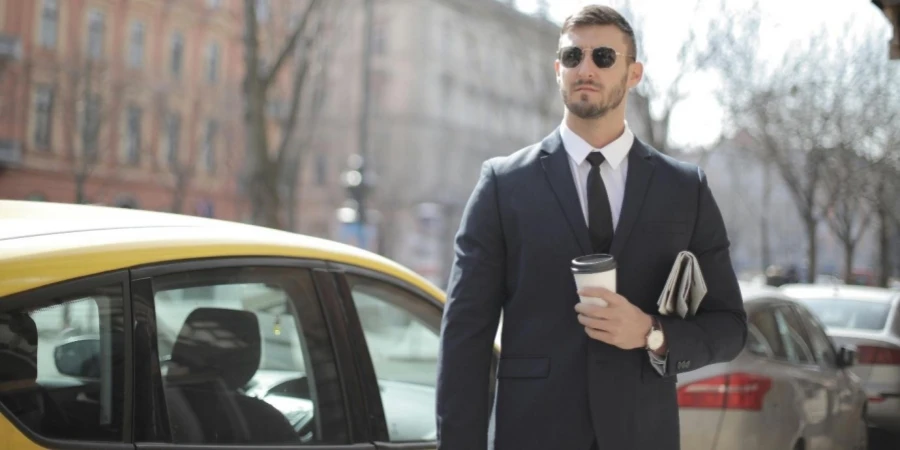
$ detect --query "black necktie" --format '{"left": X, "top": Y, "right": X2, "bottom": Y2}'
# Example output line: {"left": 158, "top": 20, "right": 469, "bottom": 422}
{"left": 586, "top": 152, "right": 613, "bottom": 254}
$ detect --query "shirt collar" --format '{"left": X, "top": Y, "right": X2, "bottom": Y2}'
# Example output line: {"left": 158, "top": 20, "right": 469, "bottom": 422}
{"left": 560, "top": 121, "right": 634, "bottom": 170}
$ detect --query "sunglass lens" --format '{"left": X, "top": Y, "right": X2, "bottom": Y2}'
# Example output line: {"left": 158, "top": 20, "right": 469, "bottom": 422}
{"left": 560, "top": 47, "right": 584, "bottom": 69}
{"left": 592, "top": 47, "right": 617, "bottom": 68}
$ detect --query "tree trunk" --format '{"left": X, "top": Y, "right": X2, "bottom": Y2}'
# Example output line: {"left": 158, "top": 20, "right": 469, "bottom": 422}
{"left": 804, "top": 216, "right": 818, "bottom": 282}
{"left": 284, "top": 158, "right": 301, "bottom": 231}
{"left": 878, "top": 206, "right": 892, "bottom": 287}
{"left": 171, "top": 168, "right": 187, "bottom": 214}
{"left": 242, "top": 0, "right": 280, "bottom": 229}
{"left": 842, "top": 240, "right": 855, "bottom": 283}
{"left": 75, "top": 173, "right": 87, "bottom": 204}
{"left": 761, "top": 162, "right": 772, "bottom": 271}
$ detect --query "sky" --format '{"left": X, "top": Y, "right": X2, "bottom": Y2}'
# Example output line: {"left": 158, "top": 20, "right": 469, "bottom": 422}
{"left": 512, "top": 0, "right": 894, "bottom": 149}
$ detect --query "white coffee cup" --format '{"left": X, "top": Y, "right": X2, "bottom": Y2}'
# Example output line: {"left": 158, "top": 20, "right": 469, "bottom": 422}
{"left": 571, "top": 253, "right": 617, "bottom": 306}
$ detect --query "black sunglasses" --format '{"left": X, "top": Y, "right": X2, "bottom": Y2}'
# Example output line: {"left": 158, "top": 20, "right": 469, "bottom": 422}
{"left": 558, "top": 46, "right": 632, "bottom": 69}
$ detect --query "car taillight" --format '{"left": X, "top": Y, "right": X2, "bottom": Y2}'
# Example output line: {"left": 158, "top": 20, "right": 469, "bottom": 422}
{"left": 856, "top": 345, "right": 900, "bottom": 365}
{"left": 677, "top": 373, "right": 772, "bottom": 411}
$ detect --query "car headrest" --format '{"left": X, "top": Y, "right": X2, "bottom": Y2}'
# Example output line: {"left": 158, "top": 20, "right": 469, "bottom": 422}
{"left": 0, "top": 312, "right": 38, "bottom": 382}
{"left": 170, "top": 308, "right": 260, "bottom": 390}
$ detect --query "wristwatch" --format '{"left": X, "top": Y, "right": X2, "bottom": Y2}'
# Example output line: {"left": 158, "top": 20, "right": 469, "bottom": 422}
{"left": 645, "top": 317, "right": 665, "bottom": 352}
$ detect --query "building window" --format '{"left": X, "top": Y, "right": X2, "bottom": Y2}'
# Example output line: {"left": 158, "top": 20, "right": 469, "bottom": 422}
{"left": 125, "top": 105, "right": 142, "bottom": 165}
{"left": 39, "top": 0, "right": 59, "bottom": 49}
{"left": 206, "top": 42, "right": 220, "bottom": 83}
{"left": 256, "top": 0, "right": 270, "bottom": 22}
{"left": 372, "top": 19, "right": 387, "bottom": 55}
{"left": 87, "top": 9, "right": 105, "bottom": 60}
{"left": 128, "top": 22, "right": 144, "bottom": 68}
{"left": 33, "top": 86, "right": 54, "bottom": 149}
{"left": 165, "top": 112, "right": 180, "bottom": 166}
{"left": 82, "top": 94, "right": 101, "bottom": 158}
{"left": 202, "top": 120, "right": 217, "bottom": 173}
{"left": 171, "top": 33, "right": 184, "bottom": 79}
{"left": 370, "top": 70, "right": 388, "bottom": 112}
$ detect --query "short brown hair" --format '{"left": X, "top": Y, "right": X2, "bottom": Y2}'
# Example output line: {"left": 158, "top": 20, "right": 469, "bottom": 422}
{"left": 560, "top": 5, "right": 637, "bottom": 61}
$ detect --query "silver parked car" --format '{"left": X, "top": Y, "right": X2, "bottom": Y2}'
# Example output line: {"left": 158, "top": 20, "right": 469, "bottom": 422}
{"left": 678, "top": 283, "right": 869, "bottom": 450}
{"left": 781, "top": 284, "right": 900, "bottom": 434}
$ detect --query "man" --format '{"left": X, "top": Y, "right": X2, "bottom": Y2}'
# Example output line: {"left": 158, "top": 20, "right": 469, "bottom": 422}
{"left": 435, "top": 5, "right": 747, "bottom": 450}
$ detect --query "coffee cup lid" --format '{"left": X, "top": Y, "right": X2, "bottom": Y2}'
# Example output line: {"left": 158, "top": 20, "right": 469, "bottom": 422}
{"left": 571, "top": 254, "right": 616, "bottom": 273}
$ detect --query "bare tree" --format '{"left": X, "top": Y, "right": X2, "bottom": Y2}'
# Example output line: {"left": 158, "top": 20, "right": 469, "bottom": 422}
{"left": 280, "top": 1, "right": 350, "bottom": 231}
{"left": 57, "top": 59, "right": 117, "bottom": 204}
{"left": 242, "top": 0, "right": 327, "bottom": 229}
{"left": 612, "top": 0, "right": 717, "bottom": 154}
{"left": 857, "top": 38, "right": 900, "bottom": 286}
{"left": 704, "top": 2, "right": 867, "bottom": 281}
{"left": 815, "top": 29, "right": 900, "bottom": 285}
{"left": 821, "top": 147, "right": 875, "bottom": 281}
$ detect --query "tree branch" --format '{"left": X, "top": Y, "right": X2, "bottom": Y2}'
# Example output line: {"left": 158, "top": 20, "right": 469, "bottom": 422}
{"left": 263, "top": 0, "right": 319, "bottom": 88}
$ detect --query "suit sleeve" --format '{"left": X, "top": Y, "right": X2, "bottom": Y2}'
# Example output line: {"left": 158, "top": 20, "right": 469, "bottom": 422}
{"left": 436, "top": 160, "right": 506, "bottom": 450}
{"left": 655, "top": 168, "right": 748, "bottom": 376}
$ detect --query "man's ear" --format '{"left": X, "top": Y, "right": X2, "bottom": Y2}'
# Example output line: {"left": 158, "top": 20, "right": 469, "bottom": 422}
{"left": 628, "top": 61, "right": 643, "bottom": 89}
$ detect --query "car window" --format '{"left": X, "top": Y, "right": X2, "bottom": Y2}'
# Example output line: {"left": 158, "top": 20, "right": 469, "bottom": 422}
{"left": 774, "top": 306, "right": 815, "bottom": 365}
{"left": 345, "top": 274, "right": 441, "bottom": 443}
{"left": 150, "top": 267, "right": 347, "bottom": 446}
{"left": 795, "top": 297, "right": 891, "bottom": 331}
{"left": 0, "top": 280, "right": 126, "bottom": 442}
{"left": 749, "top": 309, "right": 788, "bottom": 359}
{"left": 746, "top": 323, "right": 773, "bottom": 357}
{"left": 793, "top": 306, "right": 838, "bottom": 369}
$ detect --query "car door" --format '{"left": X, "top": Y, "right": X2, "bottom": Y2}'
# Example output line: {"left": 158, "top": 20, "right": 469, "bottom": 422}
{"left": 0, "top": 271, "right": 134, "bottom": 450}
{"left": 127, "top": 258, "right": 376, "bottom": 450}
{"left": 329, "top": 265, "right": 499, "bottom": 450}
{"left": 792, "top": 304, "right": 862, "bottom": 450}
{"left": 773, "top": 305, "right": 838, "bottom": 450}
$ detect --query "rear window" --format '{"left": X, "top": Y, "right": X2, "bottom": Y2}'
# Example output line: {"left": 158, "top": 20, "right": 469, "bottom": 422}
{"left": 796, "top": 298, "right": 892, "bottom": 331}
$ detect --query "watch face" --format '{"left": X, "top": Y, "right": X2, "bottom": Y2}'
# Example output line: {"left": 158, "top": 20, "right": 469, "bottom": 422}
{"left": 648, "top": 330, "right": 664, "bottom": 350}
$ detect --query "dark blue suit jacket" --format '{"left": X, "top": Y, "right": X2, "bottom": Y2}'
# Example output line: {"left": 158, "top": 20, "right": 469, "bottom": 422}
{"left": 436, "top": 129, "right": 747, "bottom": 450}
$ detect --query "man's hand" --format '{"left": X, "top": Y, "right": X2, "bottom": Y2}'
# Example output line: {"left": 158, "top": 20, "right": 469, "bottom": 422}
{"left": 575, "top": 287, "right": 653, "bottom": 350}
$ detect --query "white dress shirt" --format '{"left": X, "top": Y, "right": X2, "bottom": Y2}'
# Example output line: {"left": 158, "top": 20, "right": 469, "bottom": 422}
{"left": 560, "top": 121, "right": 632, "bottom": 230}
{"left": 559, "top": 120, "right": 668, "bottom": 375}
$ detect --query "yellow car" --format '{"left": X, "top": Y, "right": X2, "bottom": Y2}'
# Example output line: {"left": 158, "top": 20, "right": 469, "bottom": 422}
{"left": 0, "top": 200, "right": 480, "bottom": 450}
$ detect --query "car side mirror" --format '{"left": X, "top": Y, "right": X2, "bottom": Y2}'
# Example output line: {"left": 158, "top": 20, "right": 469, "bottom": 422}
{"left": 837, "top": 344, "right": 857, "bottom": 368}
{"left": 54, "top": 337, "right": 102, "bottom": 379}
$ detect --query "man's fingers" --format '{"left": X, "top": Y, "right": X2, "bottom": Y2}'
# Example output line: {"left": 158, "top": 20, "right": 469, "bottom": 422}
{"left": 585, "top": 327, "right": 618, "bottom": 346}
{"left": 577, "top": 287, "right": 628, "bottom": 306}
{"left": 578, "top": 286, "right": 613, "bottom": 299}
{"left": 577, "top": 313, "right": 611, "bottom": 330}
{"left": 574, "top": 302, "right": 617, "bottom": 319}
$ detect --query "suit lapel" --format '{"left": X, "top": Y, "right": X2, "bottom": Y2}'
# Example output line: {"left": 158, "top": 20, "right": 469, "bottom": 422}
{"left": 539, "top": 129, "right": 592, "bottom": 255}
{"left": 610, "top": 139, "right": 656, "bottom": 259}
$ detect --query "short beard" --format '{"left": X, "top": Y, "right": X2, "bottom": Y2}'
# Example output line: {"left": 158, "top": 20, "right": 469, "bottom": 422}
{"left": 562, "top": 74, "right": 628, "bottom": 120}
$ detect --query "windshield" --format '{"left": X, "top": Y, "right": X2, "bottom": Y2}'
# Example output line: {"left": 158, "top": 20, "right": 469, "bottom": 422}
{"left": 797, "top": 298, "right": 892, "bottom": 331}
